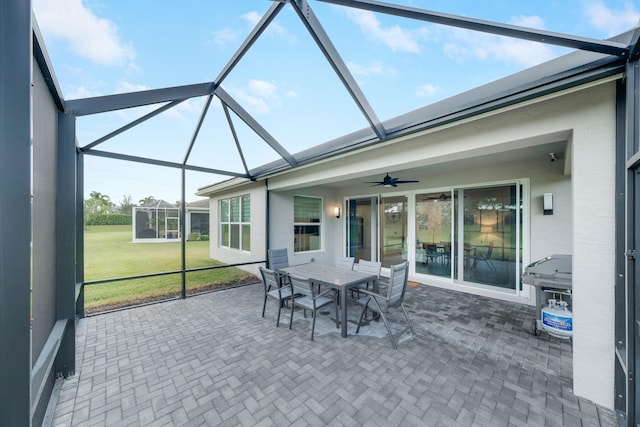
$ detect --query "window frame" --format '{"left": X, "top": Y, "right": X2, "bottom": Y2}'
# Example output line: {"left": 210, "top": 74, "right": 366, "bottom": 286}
{"left": 219, "top": 194, "right": 250, "bottom": 252}
{"left": 293, "top": 195, "right": 323, "bottom": 253}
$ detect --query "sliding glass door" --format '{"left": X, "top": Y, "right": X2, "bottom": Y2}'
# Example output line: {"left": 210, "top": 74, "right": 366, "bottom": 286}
{"left": 345, "top": 182, "right": 524, "bottom": 292}
{"left": 458, "top": 185, "right": 520, "bottom": 290}
{"left": 415, "top": 191, "right": 452, "bottom": 278}
{"left": 345, "top": 197, "right": 377, "bottom": 262}
{"left": 380, "top": 195, "right": 408, "bottom": 268}
{"left": 413, "top": 183, "right": 523, "bottom": 292}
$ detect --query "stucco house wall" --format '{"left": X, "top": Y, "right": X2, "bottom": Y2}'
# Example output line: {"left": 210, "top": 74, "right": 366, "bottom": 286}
{"left": 268, "top": 187, "right": 343, "bottom": 267}
{"left": 267, "top": 81, "right": 616, "bottom": 408}
{"left": 201, "top": 80, "right": 617, "bottom": 408}
{"left": 206, "top": 181, "right": 267, "bottom": 277}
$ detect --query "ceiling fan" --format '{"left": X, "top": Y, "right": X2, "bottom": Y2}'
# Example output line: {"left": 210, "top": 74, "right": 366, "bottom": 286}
{"left": 365, "top": 173, "right": 419, "bottom": 187}
{"left": 423, "top": 192, "right": 451, "bottom": 201}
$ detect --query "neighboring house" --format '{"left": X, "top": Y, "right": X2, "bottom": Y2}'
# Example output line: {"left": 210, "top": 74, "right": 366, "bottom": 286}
{"left": 132, "top": 199, "right": 210, "bottom": 242}
{"left": 197, "top": 29, "right": 636, "bottom": 412}
{"left": 185, "top": 199, "right": 211, "bottom": 240}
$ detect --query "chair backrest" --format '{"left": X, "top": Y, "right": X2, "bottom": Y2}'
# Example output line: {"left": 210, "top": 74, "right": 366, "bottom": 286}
{"left": 259, "top": 267, "right": 280, "bottom": 291}
{"left": 287, "top": 274, "right": 314, "bottom": 298}
{"left": 268, "top": 248, "right": 289, "bottom": 270}
{"left": 356, "top": 260, "right": 381, "bottom": 277}
{"left": 385, "top": 261, "right": 409, "bottom": 308}
{"left": 486, "top": 241, "right": 494, "bottom": 258}
{"left": 335, "top": 256, "right": 355, "bottom": 270}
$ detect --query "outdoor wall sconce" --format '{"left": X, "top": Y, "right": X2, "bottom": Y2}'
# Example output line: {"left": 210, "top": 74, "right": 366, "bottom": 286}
{"left": 333, "top": 206, "right": 341, "bottom": 218}
{"left": 543, "top": 193, "right": 553, "bottom": 215}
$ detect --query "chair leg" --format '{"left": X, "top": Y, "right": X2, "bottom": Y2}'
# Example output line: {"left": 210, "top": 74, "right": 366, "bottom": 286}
{"left": 262, "top": 295, "right": 267, "bottom": 318}
{"left": 356, "top": 298, "right": 371, "bottom": 333}
{"left": 289, "top": 300, "right": 295, "bottom": 330}
{"left": 310, "top": 308, "right": 316, "bottom": 341}
{"left": 276, "top": 301, "right": 282, "bottom": 327}
{"left": 401, "top": 304, "right": 416, "bottom": 336}
{"left": 369, "top": 298, "right": 397, "bottom": 350}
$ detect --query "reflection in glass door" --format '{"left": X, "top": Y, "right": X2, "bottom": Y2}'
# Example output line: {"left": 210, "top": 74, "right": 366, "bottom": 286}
{"left": 415, "top": 192, "right": 452, "bottom": 278}
{"left": 380, "top": 195, "right": 408, "bottom": 268}
{"left": 346, "top": 198, "right": 377, "bottom": 262}
{"left": 460, "top": 185, "right": 518, "bottom": 290}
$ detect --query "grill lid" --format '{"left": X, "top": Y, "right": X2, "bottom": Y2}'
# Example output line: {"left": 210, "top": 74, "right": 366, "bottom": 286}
{"left": 522, "top": 254, "right": 572, "bottom": 287}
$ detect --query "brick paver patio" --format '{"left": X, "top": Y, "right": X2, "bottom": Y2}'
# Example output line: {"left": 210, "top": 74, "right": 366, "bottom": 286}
{"left": 52, "top": 281, "right": 617, "bottom": 426}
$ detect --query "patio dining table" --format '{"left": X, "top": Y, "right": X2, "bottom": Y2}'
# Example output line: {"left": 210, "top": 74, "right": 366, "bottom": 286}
{"left": 280, "top": 262, "right": 378, "bottom": 338}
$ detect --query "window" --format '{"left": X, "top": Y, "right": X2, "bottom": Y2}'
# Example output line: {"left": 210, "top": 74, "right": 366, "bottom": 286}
{"left": 220, "top": 195, "right": 250, "bottom": 251}
{"left": 294, "top": 195, "right": 322, "bottom": 252}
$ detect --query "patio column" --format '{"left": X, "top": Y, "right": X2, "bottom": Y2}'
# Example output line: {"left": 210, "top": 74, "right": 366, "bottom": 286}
{"left": 56, "top": 111, "right": 76, "bottom": 376}
{"left": 0, "top": 0, "right": 33, "bottom": 425}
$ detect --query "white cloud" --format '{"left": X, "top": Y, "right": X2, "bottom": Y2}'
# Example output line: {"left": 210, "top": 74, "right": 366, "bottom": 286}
{"left": 344, "top": 9, "right": 424, "bottom": 53}
{"left": 584, "top": 0, "right": 640, "bottom": 36}
{"left": 210, "top": 28, "right": 240, "bottom": 48}
{"left": 209, "top": 10, "right": 291, "bottom": 49}
{"left": 65, "top": 85, "right": 103, "bottom": 100}
{"left": 416, "top": 83, "right": 440, "bottom": 97}
{"left": 510, "top": 15, "right": 546, "bottom": 30}
{"left": 33, "top": 0, "right": 135, "bottom": 66}
{"left": 242, "top": 11, "right": 263, "bottom": 26}
{"left": 347, "top": 60, "right": 397, "bottom": 78}
{"left": 115, "top": 81, "right": 150, "bottom": 94}
{"left": 233, "top": 79, "right": 282, "bottom": 115}
{"left": 242, "top": 11, "right": 289, "bottom": 39}
{"left": 442, "top": 16, "right": 555, "bottom": 67}
{"left": 248, "top": 79, "right": 278, "bottom": 100}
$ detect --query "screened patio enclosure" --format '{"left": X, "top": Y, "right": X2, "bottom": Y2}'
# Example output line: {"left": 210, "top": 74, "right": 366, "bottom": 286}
{"left": 3, "top": 0, "right": 640, "bottom": 426}
{"left": 133, "top": 200, "right": 181, "bottom": 241}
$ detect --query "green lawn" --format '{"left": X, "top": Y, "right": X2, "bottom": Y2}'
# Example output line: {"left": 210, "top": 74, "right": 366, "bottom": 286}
{"left": 83, "top": 225, "right": 258, "bottom": 313}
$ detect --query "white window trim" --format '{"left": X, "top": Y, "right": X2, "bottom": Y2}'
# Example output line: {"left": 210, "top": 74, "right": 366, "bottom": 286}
{"left": 294, "top": 195, "right": 323, "bottom": 253}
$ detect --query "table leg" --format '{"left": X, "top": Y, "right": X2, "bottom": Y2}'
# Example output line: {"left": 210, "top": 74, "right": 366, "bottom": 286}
{"left": 341, "top": 287, "right": 348, "bottom": 338}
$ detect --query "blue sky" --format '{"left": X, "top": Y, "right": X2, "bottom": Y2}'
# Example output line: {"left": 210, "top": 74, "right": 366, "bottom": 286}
{"left": 33, "top": 0, "right": 640, "bottom": 205}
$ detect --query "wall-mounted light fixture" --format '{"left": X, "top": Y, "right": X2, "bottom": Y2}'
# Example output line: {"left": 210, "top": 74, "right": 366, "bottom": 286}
{"left": 543, "top": 193, "right": 553, "bottom": 215}
{"left": 333, "top": 206, "right": 341, "bottom": 218}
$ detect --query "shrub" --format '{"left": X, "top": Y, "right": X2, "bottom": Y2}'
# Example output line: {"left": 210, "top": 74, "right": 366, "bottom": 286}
{"left": 86, "top": 213, "right": 132, "bottom": 226}
{"left": 188, "top": 232, "right": 210, "bottom": 241}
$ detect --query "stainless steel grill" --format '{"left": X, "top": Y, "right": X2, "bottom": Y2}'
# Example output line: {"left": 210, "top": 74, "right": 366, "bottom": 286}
{"left": 522, "top": 254, "right": 572, "bottom": 338}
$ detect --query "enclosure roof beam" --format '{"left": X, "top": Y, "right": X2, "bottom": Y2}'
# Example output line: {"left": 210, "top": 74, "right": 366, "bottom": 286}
{"left": 83, "top": 149, "right": 250, "bottom": 178}
{"left": 81, "top": 100, "right": 186, "bottom": 151}
{"left": 213, "top": 1, "right": 286, "bottom": 86}
{"left": 215, "top": 87, "right": 298, "bottom": 167}
{"left": 315, "top": 0, "right": 629, "bottom": 57}
{"left": 65, "top": 82, "right": 215, "bottom": 116}
{"left": 292, "top": 0, "right": 386, "bottom": 141}
{"left": 223, "top": 103, "right": 251, "bottom": 177}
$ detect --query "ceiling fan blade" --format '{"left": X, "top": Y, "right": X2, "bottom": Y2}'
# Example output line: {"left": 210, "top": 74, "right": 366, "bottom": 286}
{"left": 363, "top": 173, "right": 418, "bottom": 186}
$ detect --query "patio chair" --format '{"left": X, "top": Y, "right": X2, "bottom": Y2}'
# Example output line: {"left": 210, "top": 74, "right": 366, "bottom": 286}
{"left": 351, "top": 259, "right": 381, "bottom": 298}
{"left": 425, "top": 243, "right": 439, "bottom": 264}
{"left": 471, "top": 241, "right": 496, "bottom": 272}
{"left": 355, "top": 261, "right": 415, "bottom": 350}
{"left": 287, "top": 273, "right": 339, "bottom": 340}
{"left": 335, "top": 256, "right": 355, "bottom": 270}
{"left": 268, "top": 248, "right": 289, "bottom": 271}
{"left": 259, "top": 267, "right": 294, "bottom": 327}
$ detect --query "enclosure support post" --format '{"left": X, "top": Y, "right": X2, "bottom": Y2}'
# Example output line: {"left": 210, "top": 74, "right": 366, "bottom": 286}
{"left": 181, "top": 167, "right": 187, "bottom": 299}
{"left": 0, "top": 1, "right": 32, "bottom": 425}
{"left": 76, "top": 150, "right": 85, "bottom": 318}
{"left": 56, "top": 111, "right": 76, "bottom": 377}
